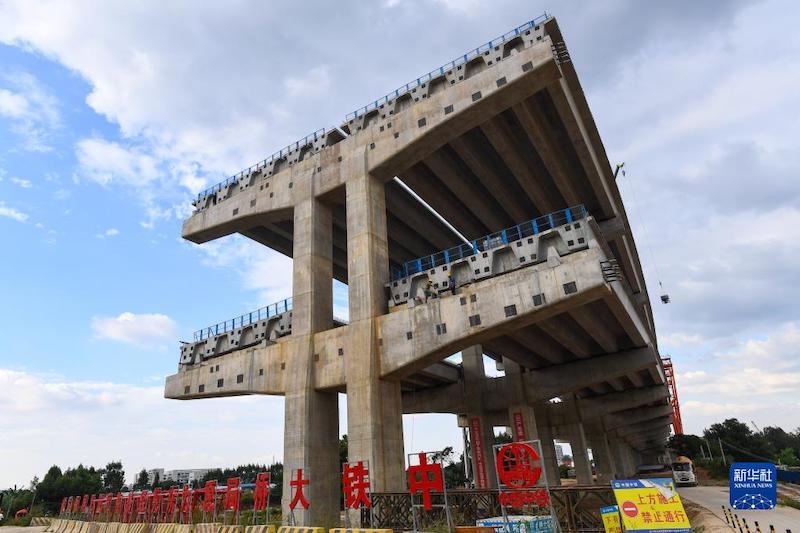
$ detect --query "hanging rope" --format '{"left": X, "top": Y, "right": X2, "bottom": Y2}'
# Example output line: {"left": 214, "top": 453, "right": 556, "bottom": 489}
{"left": 617, "top": 162, "right": 669, "bottom": 300}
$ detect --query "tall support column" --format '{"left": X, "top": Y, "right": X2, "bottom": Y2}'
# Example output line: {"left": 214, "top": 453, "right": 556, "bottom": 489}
{"left": 587, "top": 432, "right": 616, "bottom": 484}
{"left": 534, "top": 406, "right": 562, "bottom": 486}
{"left": 564, "top": 396, "right": 593, "bottom": 485}
{"left": 462, "top": 345, "right": 498, "bottom": 489}
{"left": 283, "top": 198, "right": 339, "bottom": 525}
{"left": 505, "top": 360, "right": 561, "bottom": 485}
{"left": 609, "top": 436, "right": 632, "bottom": 478}
{"left": 344, "top": 172, "right": 406, "bottom": 506}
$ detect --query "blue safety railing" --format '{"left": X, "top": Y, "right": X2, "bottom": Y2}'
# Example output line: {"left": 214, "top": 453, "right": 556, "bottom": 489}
{"left": 345, "top": 13, "right": 550, "bottom": 121}
{"left": 192, "top": 297, "right": 292, "bottom": 341}
{"left": 390, "top": 205, "right": 587, "bottom": 281}
{"left": 195, "top": 14, "right": 551, "bottom": 206}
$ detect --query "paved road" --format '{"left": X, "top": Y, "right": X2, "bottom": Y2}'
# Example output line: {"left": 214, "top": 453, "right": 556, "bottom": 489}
{"left": 679, "top": 485, "right": 800, "bottom": 531}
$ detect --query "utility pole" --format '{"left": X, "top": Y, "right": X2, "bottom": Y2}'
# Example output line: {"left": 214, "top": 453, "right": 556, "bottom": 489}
{"left": 718, "top": 438, "right": 727, "bottom": 466}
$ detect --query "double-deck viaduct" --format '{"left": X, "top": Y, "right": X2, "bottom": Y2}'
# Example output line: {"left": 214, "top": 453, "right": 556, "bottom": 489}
{"left": 164, "top": 15, "right": 672, "bottom": 525}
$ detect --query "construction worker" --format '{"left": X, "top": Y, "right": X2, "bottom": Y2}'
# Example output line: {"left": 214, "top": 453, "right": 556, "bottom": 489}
{"left": 423, "top": 279, "right": 433, "bottom": 301}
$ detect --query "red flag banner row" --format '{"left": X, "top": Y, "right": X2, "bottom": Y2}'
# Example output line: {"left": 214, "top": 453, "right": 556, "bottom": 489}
{"left": 57, "top": 475, "right": 270, "bottom": 523}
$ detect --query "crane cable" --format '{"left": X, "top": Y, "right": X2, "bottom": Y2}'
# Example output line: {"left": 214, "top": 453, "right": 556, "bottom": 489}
{"left": 617, "top": 162, "right": 668, "bottom": 298}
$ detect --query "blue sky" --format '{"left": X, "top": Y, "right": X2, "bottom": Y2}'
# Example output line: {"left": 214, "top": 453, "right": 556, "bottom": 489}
{"left": 2, "top": 0, "right": 800, "bottom": 488}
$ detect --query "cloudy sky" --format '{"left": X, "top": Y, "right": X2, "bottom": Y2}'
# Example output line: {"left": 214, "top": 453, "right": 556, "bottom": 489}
{"left": 1, "top": 0, "right": 799, "bottom": 488}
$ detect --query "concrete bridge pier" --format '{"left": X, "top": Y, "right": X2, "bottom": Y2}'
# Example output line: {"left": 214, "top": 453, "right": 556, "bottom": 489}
{"left": 282, "top": 197, "right": 340, "bottom": 525}
{"left": 533, "top": 403, "right": 561, "bottom": 487}
{"left": 503, "top": 359, "right": 560, "bottom": 486}
{"left": 587, "top": 430, "right": 616, "bottom": 484}
{"left": 462, "top": 345, "right": 499, "bottom": 489}
{"left": 609, "top": 436, "right": 635, "bottom": 478}
{"left": 344, "top": 172, "right": 407, "bottom": 514}
{"left": 563, "top": 396, "right": 593, "bottom": 485}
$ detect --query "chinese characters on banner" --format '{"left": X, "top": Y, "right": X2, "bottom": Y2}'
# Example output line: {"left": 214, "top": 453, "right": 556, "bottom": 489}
{"left": 179, "top": 486, "right": 192, "bottom": 524}
{"left": 729, "top": 462, "right": 777, "bottom": 510}
{"left": 469, "top": 417, "right": 490, "bottom": 489}
{"left": 492, "top": 440, "right": 556, "bottom": 533}
{"left": 600, "top": 505, "right": 623, "bottom": 533}
{"left": 407, "top": 452, "right": 445, "bottom": 511}
{"left": 201, "top": 481, "right": 216, "bottom": 513}
{"left": 253, "top": 472, "right": 271, "bottom": 511}
{"left": 610, "top": 479, "right": 691, "bottom": 532}
{"left": 224, "top": 477, "right": 241, "bottom": 513}
{"left": 512, "top": 412, "right": 527, "bottom": 442}
{"left": 342, "top": 461, "right": 371, "bottom": 509}
{"left": 289, "top": 468, "right": 310, "bottom": 510}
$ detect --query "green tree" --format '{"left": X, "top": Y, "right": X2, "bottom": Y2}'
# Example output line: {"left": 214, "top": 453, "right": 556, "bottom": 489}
{"left": 777, "top": 447, "right": 800, "bottom": 467}
{"left": 668, "top": 434, "right": 706, "bottom": 459}
{"left": 132, "top": 469, "right": 149, "bottom": 491}
{"left": 103, "top": 462, "right": 125, "bottom": 493}
{"left": 339, "top": 434, "right": 348, "bottom": 465}
{"left": 703, "top": 418, "right": 772, "bottom": 461}
{"left": 494, "top": 431, "right": 513, "bottom": 445}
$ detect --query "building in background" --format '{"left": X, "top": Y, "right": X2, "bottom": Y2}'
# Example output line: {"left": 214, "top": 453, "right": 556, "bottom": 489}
{"left": 145, "top": 468, "right": 164, "bottom": 485}
{"left": 555, "top": 444, "right": 565, "bottom": 464}
{"left": 145, "top": 468, "right": 209, "bottom": 485}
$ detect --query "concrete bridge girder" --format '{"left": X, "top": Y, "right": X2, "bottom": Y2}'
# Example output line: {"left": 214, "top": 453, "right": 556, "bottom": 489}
{"left": 164, "top": 15, "right": 670, "bottom": 525}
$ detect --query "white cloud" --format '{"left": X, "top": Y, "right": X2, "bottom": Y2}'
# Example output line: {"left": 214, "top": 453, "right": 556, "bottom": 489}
{"left": 76, "top": 138, "right": 159, "bottom": 188}
{"left": 193, "top": 235, "right": 293, "bottom": 306}
{"left": 0, "top": 71, "right": 60, "bottom": 151}
{"left": 11, "top": 176, "right": 33, "bottom": 188}
{"left": 0, "top": 368, "right": 285, "bottom": 487}
{"left": 677, "top": 322, "right": 800, "bottom": 433}
{"left": 0, "top": 201, "right": 29, "bottom": 222}
{"left": 91, "top": 312, "right": 177, "bottom": 346}
{"left": 96, "top": 228, "right": 119, "bottom": 239}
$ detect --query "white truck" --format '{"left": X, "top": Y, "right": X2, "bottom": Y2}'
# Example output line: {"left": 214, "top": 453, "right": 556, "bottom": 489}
{"left": 671, "top": 456, "right": 698, "bottom": 486}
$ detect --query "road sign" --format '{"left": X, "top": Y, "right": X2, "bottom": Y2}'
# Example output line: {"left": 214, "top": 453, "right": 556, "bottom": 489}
{"left": 599, "top": 505, "right": 622, "bottom": 533}
{"left": 610, "top": 479, "right": 690, "bottom": 532}
{"left": 729, "top": 462, "right": 777, "bottom": 510}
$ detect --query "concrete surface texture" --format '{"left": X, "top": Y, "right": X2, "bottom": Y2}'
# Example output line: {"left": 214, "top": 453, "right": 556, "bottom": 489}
{"left": 164, "top": 15, "right": 673, "bottom": 525}
{"left": 679, "top": 485, "right": 800, "bottom": 532}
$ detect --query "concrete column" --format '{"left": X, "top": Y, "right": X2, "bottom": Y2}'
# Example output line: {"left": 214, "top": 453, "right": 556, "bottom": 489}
{"left": 564, "top": 397, "right": 592, "bottom": 485}
{"left": 587, "top": 432, "right": 616, "bottom": 485}
{"left": 344, "top": 172, "right": 405, "bottom": 506}
{"left": 609, "top": 436, "right": 632, "bottom": 478}
{"left": 505, "top": 360, "right": 562, "bottom": 486}
{"left": 345, "top": 171, "right": 389, "bottom": 322}
{"left": 534, "top": 409, "right": 562, "bottom": 487}
{"left": 283, "top": 198, "right": 339, "bottom": 525}
{"left": 462, "top": 345, "right": 497, "bottom": 489}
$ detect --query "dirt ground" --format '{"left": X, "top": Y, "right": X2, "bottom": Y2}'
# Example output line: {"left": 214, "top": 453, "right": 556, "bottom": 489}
{"left": 683, "top": 499, "right": 735, "bottom": 532}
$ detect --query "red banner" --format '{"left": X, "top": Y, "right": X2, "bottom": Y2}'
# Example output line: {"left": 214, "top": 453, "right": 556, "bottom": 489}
{"left": 512, "top": 412, "right": 527, "bottom": 441}
{"left": 201, "top": 481, "right": 216, "bottom": 513}
{"left": 470, "top": 416, "right": 489, "bottom": 489}
{"left": 253, "top": 472, "right": 270, "bottom": 511}
{"left": 179, "top": 486, "right": 193, "bottom": 524}
{"left": 223, "top": 477, "right": 240, "bottom": 512}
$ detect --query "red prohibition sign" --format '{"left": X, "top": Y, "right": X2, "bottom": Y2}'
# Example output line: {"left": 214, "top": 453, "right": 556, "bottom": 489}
{"left": 496, "top": 442, "right": 542, "bottom": 488}
{"left": 621, "top": 500, "right": 638, "bottom": 518}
